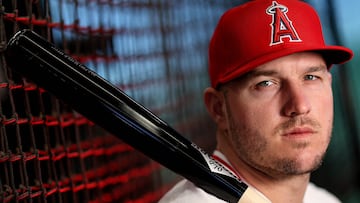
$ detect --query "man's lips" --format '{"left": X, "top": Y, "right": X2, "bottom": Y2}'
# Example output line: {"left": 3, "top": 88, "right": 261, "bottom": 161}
{"left": 282, "top": 127, "right": 316, "bottom": 137}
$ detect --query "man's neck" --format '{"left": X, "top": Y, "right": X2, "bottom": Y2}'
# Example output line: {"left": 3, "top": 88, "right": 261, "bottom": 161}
{"left": 234, "top": 160, "right": 309, "bottom": 203}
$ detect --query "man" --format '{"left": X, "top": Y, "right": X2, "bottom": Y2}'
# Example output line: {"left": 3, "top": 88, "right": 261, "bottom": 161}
{"left": 159, "top": 0, "right": 353, "bottom": 202}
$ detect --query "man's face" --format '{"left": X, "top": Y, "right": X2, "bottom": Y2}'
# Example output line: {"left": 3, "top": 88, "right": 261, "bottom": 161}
{"left": 222, "top": 52, "right": 333, "bottom": 178}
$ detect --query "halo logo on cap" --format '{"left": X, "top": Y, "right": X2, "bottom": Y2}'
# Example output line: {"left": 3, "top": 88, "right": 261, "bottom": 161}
{"left": 266, "top": 1, "right": 302, "bottom": 46}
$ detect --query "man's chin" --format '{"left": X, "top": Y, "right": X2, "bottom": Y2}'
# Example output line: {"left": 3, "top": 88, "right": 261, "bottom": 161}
{"left": 265, "top": 155, "right": 324, "bottom": 177}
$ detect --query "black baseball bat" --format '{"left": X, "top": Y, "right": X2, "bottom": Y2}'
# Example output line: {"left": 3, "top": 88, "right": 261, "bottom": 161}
{"left": 5, "top": 29, "right": 270, "bottom": 203}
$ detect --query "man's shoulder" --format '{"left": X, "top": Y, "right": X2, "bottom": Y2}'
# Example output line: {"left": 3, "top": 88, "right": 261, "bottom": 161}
{"left": 158, "top": 179, "right": 226, "bottom": 203}
{"left": 304, "top": 182, "right": 341, "bottom": 203}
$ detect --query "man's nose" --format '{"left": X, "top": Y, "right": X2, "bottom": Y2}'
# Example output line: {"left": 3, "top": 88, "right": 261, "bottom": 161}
{"left": 282, "top": 83, "right": 311, "bottom": 117}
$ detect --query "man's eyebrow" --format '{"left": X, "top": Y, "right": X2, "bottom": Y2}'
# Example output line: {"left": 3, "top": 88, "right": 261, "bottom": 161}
{"left": 305, "top": 65, "right": 328, "bottom": 73}
{"left": 241, "top": 69, "right": 279, "bottom": 80}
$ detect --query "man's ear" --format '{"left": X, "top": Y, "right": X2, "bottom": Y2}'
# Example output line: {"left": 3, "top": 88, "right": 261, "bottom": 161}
{"left": 203, "top": 87, "right": 227, "bottom": 129}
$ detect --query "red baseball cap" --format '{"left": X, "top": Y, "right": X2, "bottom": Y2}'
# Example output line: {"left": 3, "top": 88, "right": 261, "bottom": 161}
{"left": 209, "top": 0, "right": 353, "bottom": 88}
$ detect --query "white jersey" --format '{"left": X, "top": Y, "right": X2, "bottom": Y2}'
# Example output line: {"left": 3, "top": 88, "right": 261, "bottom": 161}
{"left": 159, "top": 151, "right": 341, "bottom": 203}
{"left": 159, "top": 179, "right": 341, "bottom": 203}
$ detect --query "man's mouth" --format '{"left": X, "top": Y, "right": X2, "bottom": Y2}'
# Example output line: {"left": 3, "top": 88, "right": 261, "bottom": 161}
{"left": 282, "top": 127, "right": 316, "bottom": 138}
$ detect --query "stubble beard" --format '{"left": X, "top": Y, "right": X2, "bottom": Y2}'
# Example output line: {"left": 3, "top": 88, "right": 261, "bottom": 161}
{"left": 227, "top": 113, "right": 330, "bottom": 178}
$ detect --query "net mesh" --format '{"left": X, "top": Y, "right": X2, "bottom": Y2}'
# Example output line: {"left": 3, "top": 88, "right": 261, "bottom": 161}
{"left": 0, "top": 0, "right": 237, "bottom": 202}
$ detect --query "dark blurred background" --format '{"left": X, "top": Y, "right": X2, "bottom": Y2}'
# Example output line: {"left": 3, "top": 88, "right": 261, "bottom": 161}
{"left": 0, "top": 0, "right": 359, "bottom": 202}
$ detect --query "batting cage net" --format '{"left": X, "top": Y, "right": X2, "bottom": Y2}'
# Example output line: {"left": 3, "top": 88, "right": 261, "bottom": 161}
{"left": 0, "top": 0, "right": 237, "bottom": 202}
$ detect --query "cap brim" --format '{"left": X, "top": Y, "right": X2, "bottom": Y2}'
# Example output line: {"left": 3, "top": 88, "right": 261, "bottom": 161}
{"left": 315, "top": 45, "right": 353, "bottom": 65}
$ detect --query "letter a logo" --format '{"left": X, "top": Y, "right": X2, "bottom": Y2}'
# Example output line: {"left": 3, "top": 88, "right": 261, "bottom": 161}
{"left": 266, "top": 1, "right": 301, "bottom": 46}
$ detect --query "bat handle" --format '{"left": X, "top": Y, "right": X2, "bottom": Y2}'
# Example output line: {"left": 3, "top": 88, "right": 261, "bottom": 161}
{"left": 238, "top": 187, "right": 271, "bottom": 203}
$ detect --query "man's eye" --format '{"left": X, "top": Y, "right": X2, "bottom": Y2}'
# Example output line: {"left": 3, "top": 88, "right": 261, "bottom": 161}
{"left": 305, "top": 75, "right": 319, "bottom": 80}
{"left": 257, "top": 80, "right": 274, "bottom": 87}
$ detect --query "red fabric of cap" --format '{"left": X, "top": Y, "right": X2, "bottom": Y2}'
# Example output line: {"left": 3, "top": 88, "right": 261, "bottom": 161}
{"left": 209, "top": 0, "right": 353, "bottom": 88}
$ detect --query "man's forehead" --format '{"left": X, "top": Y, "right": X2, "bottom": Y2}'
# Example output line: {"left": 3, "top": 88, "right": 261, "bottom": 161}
{"left": 248, "top": 65, "right": 327, "bottom": 77}
{"left": 220, "top": 52, "right": 328, "bottom": 89}
{"left": 250, "top": 52, "right": 326, "bottom": 73}
{"left": 236, "top": 54, "right": 327, "bottom": 81}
